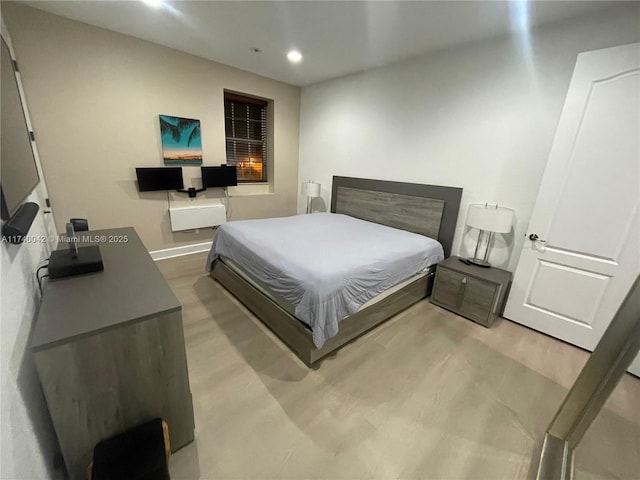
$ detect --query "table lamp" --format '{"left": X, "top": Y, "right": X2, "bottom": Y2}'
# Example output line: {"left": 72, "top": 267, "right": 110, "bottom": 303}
{"left": 302, "top": 181, "right": 321, "bottom": 214}
{"left": 466, "top": 203, "right": 514, "bottom": 267}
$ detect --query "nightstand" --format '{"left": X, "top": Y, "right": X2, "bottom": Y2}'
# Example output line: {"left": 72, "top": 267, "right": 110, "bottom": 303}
{"left": 431, "top": 256, "right": 512, "bottom": 327}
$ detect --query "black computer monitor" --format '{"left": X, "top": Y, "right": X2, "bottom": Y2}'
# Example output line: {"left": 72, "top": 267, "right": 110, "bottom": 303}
{"left": 201, "top": 165, "right": 238, "bottom": 188}
{"left": 135, "top": 167, "right": 184, "bottom": 192}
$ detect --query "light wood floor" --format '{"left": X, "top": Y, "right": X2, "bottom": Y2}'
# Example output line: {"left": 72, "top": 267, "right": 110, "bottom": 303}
{"left": 157, "top": 252, "right": 640, "bottom": 480}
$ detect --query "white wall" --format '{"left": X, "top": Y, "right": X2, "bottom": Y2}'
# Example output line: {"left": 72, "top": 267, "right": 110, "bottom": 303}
{"left": 0, "top": 192, "right": 60, "bottom": 480}
{"left": 298, "top": 4, "right": 640, "bottom": 271}
{"left": 4, "top": 4, "right": 300, "bottom": 253}
{"left": 0, "top": 20, "right": 61, "bottom": 480}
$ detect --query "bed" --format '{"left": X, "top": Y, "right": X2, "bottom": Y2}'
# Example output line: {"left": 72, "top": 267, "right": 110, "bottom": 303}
{"left": 209, "top": 176, "right": 462, "bottom": 366}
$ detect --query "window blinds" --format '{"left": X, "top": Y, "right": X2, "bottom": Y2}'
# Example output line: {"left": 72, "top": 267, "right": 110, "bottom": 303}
{"left": 224, "top": 92, "right": 268, "bottom": 182}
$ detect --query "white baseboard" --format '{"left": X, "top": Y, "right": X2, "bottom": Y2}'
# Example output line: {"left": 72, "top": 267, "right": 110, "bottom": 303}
{"left": 150, "top": 241, "right": 212, "bottom": 261}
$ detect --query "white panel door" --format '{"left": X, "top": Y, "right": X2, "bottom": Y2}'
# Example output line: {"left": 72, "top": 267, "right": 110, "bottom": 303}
{"left": 504, "top": 43, "right": 640, "bottom": 376}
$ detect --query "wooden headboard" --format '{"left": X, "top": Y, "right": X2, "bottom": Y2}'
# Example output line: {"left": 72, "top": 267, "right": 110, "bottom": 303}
{"left": 330, "top": 176, "right": 462, "bottom": 257}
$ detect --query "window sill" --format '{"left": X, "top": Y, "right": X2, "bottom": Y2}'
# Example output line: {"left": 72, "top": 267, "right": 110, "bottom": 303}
{"left": 227, "top": 183, "right": 273, "bottom": 196}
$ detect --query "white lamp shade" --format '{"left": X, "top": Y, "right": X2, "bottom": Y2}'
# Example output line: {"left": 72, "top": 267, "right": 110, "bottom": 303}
{"left": 302, "top": 181, "right": 321, "bottom": 197}
{"left": 466, "top": 204, "right": 514, "bottom": 233}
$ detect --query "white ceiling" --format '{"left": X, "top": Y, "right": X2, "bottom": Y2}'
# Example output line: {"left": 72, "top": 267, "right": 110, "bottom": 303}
{"left": 21, "top": 0, "right": 621, "bottom": 87}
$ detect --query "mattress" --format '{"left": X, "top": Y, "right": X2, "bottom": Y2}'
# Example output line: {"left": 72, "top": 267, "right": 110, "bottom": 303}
{"left": 207, "top": 213, "right": 444, "bottom": 348}
{"left": 221, "top": 255, "right": 432, "bottom": 322}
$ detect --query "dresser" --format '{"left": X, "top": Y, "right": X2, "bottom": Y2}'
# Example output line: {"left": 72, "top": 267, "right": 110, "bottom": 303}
{"left": 431, "top": 256, "right": 512, "bottom": 327}
{"left": 31, "top": 227, "right": 194, "bottom": 480}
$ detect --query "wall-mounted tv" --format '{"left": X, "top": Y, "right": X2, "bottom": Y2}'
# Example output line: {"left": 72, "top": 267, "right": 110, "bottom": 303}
{"left": 135, "top": 167, "right": 184, "bottom": 192}
{"left": 201, "top": 165, "right": 238, "bottom": 188}
{"left": 1, "top": 36, "right": 40, "bottom": 220}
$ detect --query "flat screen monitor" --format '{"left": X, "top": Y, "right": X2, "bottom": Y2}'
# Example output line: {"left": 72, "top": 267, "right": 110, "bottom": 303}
{"left": 135, "top": 167, "right": 183, "bottom": 192}
{"left": 201, "top": 165, "right": 238, "bottom": 188}
{"left": 1, "top": 37, "right": 40, "bottom": 219}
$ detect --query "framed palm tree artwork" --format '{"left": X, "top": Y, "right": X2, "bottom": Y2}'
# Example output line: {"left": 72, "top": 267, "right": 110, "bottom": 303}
{"left": 159, "top": 114, "right": 203, "bottom": 165}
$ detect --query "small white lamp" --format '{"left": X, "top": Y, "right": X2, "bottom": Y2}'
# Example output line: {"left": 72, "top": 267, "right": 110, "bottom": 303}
{"left": 302, "top": 181, "right": 321, "bottom": 214}
{"left": 466, "top": 203, "right": 514, "bottom": 267}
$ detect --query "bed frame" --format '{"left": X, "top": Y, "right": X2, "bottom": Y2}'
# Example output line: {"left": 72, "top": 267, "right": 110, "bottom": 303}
{"left": 212, "top": 176, "right": 462, "bottom": 366}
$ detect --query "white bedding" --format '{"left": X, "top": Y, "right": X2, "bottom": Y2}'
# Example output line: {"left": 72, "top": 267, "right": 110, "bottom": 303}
{"left": 206, "top": 213, "right": 444, "bottom": 348}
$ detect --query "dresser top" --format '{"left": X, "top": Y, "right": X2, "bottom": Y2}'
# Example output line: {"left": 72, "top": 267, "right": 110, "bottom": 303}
{"left": 31, "top": 227, "right": 181, "bottom": 352}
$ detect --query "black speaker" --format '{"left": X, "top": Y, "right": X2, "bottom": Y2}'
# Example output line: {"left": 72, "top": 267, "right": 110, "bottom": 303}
{"left": 2, "top": 202, "right": 39, "bottom": 244}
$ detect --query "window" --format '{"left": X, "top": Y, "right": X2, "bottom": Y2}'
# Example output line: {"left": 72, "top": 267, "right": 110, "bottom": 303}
{"left": 224, "top": 92, "right": 268, "bottom": 182}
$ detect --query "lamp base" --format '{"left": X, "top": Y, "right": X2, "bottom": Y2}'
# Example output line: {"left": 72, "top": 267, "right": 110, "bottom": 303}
{"left": 467, "top": 257, "right": 492, "bottom": 268}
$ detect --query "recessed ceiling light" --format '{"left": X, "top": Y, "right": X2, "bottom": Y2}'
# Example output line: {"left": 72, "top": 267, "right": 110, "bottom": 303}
{"left": 141, "top": 0, "right": 163, "bottom": 9}
{"left": 287, "top": 50, "right": 303, "bottom": 63}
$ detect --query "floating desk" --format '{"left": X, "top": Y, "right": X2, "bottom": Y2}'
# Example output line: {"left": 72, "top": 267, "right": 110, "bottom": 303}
{"left": 31, "top": 227, "right": 194, "bottom": 480}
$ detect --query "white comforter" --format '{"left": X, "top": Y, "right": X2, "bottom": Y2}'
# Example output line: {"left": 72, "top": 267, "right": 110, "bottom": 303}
{"left": 207, "top": 213, "right": 444, "bottom": 348}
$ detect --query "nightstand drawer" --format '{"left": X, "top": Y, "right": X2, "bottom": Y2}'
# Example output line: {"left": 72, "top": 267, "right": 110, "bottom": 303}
{"left": 431, "top": 267, "right": 466, "bottom": 309}
{"left": 459, "top": 278, "right": 498, "bottom": 325}
{"left": 433, "top": 267, "right": 497, "bottom": 320}
{"left": 431, "top": 258, "right": 510, "bottom": 327}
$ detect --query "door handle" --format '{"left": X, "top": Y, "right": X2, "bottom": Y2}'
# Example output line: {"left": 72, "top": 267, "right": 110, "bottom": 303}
{"left": 529, "top": 233, "right": 547, "bottom": 243}
{"left": 529, "top": 233, "right": 547, "bottom": 253}
{"left": 457, "top": 277, "right": 467, "bottom": 308}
